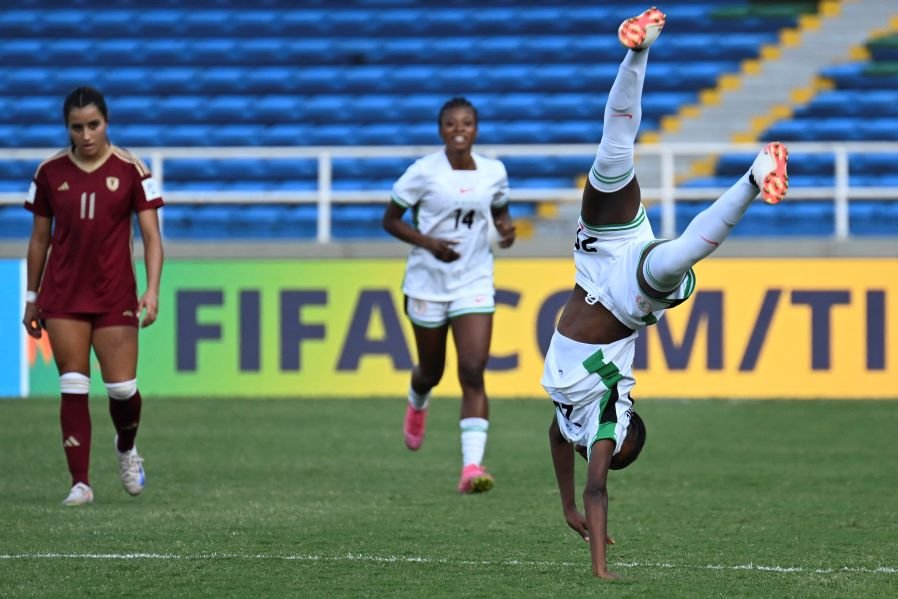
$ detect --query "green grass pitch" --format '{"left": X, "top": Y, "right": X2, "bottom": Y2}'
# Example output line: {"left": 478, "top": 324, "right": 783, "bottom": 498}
{"left": 1, "top": 397, "right": 896, "bottom": 597}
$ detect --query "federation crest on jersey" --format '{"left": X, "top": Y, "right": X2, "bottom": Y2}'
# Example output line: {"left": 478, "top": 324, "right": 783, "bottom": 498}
{"left": 635, "top": 295, "right": 652, "bottom": 313}
{"left": 106, "top": 176, "right": 120, "bottom": 191}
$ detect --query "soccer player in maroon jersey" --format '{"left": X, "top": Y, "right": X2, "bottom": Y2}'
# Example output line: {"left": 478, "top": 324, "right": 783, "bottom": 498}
{"left": 21, "top": 86, "right": 165, "bottom": 506}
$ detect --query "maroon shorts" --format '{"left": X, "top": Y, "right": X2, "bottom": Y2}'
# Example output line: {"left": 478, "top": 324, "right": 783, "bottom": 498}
{"left": 40, "top": 308, "right": 140, "bottom": 329}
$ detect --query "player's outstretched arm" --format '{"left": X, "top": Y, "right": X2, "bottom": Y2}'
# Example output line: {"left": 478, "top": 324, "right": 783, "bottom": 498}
{"left": 23, "top": 215, "right": 51, "bottom": 339}
{"left": 549, "top": 417, "right": 589, "bottom": 541}
{"left": 382, "top": 200, "right": 459, "bottom": 262}
{"left": 137, "top": 208, "right": 164, "bottom": 328}
{"left": 585, "top": 439, "right": 619, "bottom": 580}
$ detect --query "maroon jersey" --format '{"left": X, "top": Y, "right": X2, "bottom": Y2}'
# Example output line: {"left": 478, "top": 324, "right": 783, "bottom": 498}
{"left": 24, "top": 146, "right": 164, "bottom": 313}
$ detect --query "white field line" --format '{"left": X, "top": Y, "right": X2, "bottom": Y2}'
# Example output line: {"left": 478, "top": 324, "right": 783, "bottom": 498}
{"left": 0, "top": 552, "right": 895, "bottom": 575}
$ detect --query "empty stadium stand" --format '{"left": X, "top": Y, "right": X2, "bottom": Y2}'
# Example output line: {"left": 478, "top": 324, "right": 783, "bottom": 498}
{"left": 0, "top": 1, "right": 894, "bottom": 240}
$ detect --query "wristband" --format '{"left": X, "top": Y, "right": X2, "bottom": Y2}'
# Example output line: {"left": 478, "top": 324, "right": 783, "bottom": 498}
{"left": 25, "top": 290, "right": 37, "bottom": 303}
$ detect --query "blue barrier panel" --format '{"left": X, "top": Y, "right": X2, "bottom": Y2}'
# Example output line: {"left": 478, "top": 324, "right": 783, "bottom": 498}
{"left": 0, "top": 259, "right": 24, "bottom": 397}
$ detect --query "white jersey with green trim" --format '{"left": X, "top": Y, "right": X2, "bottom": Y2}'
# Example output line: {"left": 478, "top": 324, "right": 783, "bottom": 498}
{"left": 573, "top": 204, "right": 696, "bottom": 330}
{"left": 391, "top": 150, "right": 510, "bottom": 302}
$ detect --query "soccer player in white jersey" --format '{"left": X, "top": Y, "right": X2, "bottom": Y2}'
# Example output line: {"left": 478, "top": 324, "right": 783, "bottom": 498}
{"left": 382, "top": 97, "right": 516, "bottom": 493}
{"left": 541, "top": 7, "right": 789, "bottom": 578}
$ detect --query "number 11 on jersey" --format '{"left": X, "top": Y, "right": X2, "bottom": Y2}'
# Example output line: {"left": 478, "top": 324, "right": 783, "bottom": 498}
{"left": 80, "top": 192, "right": 96, "bottom": 220}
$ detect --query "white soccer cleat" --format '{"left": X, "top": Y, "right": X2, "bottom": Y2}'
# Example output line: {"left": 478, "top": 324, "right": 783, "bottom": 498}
{"left": 61, "top": 482, "right": 94, "bottom": 506}
{"left": 751, "top": 141, "right": 790, "bottom": 205}
{"left": 115, "top": 436, "right": 146, "bottom": 496}
{"left": 618, "top": 7, "right": 666, "bottom": 50}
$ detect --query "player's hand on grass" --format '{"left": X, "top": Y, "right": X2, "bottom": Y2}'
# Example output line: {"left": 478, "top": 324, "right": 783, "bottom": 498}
{"left": 139, "top": 291, "right": 159, "bottom": 328}
{"left": 22, "top": 302, "right": 42, "bottom": 339}
{"left": 428, "top": 238, "right": 460, "bottom": 262}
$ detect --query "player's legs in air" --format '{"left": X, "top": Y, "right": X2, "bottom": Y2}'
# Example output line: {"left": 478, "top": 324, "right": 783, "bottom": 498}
{"left": 580, "top": 6, "right": 666, "bottom": 228}
{"left": 640, "top": 143, "right": 789, "bottom": 296}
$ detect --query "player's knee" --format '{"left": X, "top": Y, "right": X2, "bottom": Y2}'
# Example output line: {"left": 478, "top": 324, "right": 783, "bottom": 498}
{"left": 457, "top": 359, "right": 486, "bottom": 388}
{"left": 59, "top": 372, "right": 90, "bottom": 394}
{"left": 415, "top": 366, "right": 443, "bottom": 389}
{"left": 105, "top": 378, "right": 138, "bottom": 400}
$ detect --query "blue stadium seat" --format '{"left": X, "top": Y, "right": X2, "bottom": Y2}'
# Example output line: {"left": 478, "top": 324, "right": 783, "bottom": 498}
{"left": 0, "top": 40, "right": 45, "bottom": 65}
{"left": 280, "top": 10, "right": 332, "bottom": 37}
{"left": 0, "top": 126, "right": 18, "bottom": 148}
{"left": 204, "top": 96, "right": 254, "bottom": 122}
{"left": 820, "top": 63, "right": 898, "bottom": 90}
{"left": 0, "top": 179, "right": 29, "bottom": 194}
{"left": 232, "top": 12, "right": 283, "bottom": 37}
{"left": 0, "top": 160, "right": 38, "bottom": 180}
{"left": 0, "top": 206, "right": 31, "bottom": 238}
{"left": 208, "top": 125, "right": 262, "bottom": 146}
{"left": 852, "top": 154, "right": 898, "bottom": 175}
{"left": 115, "top": 124, "right": 159, "bottom": 147}
{"left": 182, "top": 11, "right": 233, "bottom": 36}
{"left": 333, "top": 157, "right": 409, "bottom": 181}
{"left": 6, "top": 69, "right": 61, "bottom": 95}
{"left": 397, "top": 95, "right": 445, "bottom": 121}
{"left": 138, "top": 10, "right": 186, "bottom": 36}
{"left": 196, "top": 68, "right": 247, "bottom": 94}
{"left": 269, "top": 180, "right": 317, "bottom": 191}
{"left": 251, "top": 96, "right": 303, "bottom": 124}
{"left": 158, "top": 124, "right": 213, "bottom": 147}
{"left": 151, "top": 68, "right": 201, "bottom": 94}
{"left": 391, "top": 66, "right": 446, "bottom": 93}
{"left": 0, "top": 10, "right": 41, "bottom": 37}
{"left": 306, "top": 124, "right": 355, "bottom": 146}
{"left": 261, "top": 159, "right": 318, "bottom": 180}
{"left": 258, "top": 124, "right": 306, "bottom": 146}
{"left": 19, "top": 125, "right": 62, "bottom": 148}
{"left": 102, "top": 68, "right": 154, "bottom": 95}
{"left": 858, "top": 91, "right": 898, "bottom": 116}
{"left": 91, "top": 40, "right": 144, "bottom": 65}
{"left": 530, "top": 65, "right": 591, "bottom": 93}
{"left": 164, "top": 159, "right": 218, "bottom": 182}
{"left": 4, "top": 97, "right": 57, "bottom": 124}
{"left": 191, "top": 39, "right": 240, "bottom": 64}
{"left": 236, "top": 39, "right": 289, "bottom": 64}
{"left": 850, "top": 201, "right": 898, "bottom": 235}
{"left": 113, "top": 97, "right": 156, "bottom": 123}
{"left": 154, "top": 96, "right": 207, "bottom": 124}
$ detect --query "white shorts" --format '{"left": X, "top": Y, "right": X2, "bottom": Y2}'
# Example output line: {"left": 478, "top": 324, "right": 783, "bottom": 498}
{"left": 574, "top": 205, "right": 696, "bottom": 331}
{"left": 541, "top": 329, "right": 638, "bottom": 460}
{"left": 404, "top": 293, "right": 495, "bottom": 327}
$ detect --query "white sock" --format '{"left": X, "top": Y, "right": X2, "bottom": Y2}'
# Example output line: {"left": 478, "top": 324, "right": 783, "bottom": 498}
{"left": 589, "top": 49, "right": 649, "bottom": 193}
{"left": 460, "top": 417, "right": 489, "bottom": 466}
{"left": 408, "top": 386, "right": 430, "bottom": 410}
{"left": 644, "top": 173, "right": 759, "bottom": 290}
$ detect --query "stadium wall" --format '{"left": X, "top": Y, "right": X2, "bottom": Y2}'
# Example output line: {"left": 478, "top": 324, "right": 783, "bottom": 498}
{"left": 6, "top": 257, "right": 896, "bottom": 400}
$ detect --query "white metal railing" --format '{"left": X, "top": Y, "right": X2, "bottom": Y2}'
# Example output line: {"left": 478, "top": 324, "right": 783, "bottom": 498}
{"left": 2, "top": 142, "right": 897, "bottom": 242}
